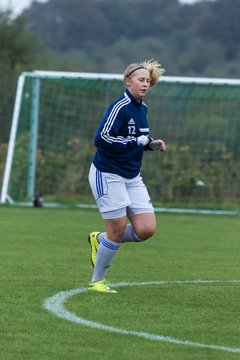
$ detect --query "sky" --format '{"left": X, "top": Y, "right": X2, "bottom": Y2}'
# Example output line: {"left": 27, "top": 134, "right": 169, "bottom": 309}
{"left": 0, "top": 0, "right": 209, "bottom": 17}
{"left": 0, "top": 0, "right": 48, "bottom": 16}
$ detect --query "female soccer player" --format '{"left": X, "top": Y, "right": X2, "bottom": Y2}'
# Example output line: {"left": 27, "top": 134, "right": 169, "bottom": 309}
{"left": 88, "top": 60, "right": 166, "bottom": 293}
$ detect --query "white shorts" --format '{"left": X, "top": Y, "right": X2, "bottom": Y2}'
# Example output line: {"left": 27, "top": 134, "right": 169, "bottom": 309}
{"left": 88, "top": 163, "right": 154, "bottom": 219}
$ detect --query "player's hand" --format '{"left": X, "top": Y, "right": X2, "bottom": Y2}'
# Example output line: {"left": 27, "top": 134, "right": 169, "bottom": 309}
{"left": 137, "top": 135, "right": 149, "bottom": 146}
{"left": 149, "top": 139, "right": 166, "bottom": 151}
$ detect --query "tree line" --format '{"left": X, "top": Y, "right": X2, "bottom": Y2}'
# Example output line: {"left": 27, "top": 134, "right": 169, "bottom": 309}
{"left": 24, "top": 0, "right": 240, "bottom": 77}
{"left": 1, "top": 0, "right": 240, "bottom": 77}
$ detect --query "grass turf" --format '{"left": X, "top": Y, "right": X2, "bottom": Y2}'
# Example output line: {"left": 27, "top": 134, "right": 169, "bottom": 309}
{"left": 0, "top": 206, "right": 240, "bottom": 359}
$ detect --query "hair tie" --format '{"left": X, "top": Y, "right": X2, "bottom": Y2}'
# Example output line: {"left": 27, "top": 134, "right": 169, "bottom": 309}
{"left": 127, "top": 66, "right": 146, "bottom": 77}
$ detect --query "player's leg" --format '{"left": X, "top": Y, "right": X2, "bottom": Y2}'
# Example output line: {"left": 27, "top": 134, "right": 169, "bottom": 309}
{"left": 88, "top": 165, "right": 130, "bottom": 292}
{"left": 88, "top": 164, "right": 129, "bottom": 266}
{"left": 90, "top": 175, "right": 157, "bottom": 293}
{"left": 89, "top": 173, "right": 156, "bottom": 247}
{"left": 90, "top": 215, "right": 126, "bottom": 278}
{"left": 123, "top": 174, "right": 156, "bottom": 242}
{"left": 89, "top": 213, "right": 127, "bottom": 293}
{"left": 129, "top": 212, "right": 156, "bottom": 240}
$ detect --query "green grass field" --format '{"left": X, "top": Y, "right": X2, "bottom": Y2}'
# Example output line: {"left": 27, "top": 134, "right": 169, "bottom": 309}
{"left": 0, "top": 206, "right": 240, "bottom": 360}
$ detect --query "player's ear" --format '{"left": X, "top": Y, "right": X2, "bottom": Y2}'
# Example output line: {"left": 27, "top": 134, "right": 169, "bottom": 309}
{"left": 125, "top": 77, "right": 131, "bottom": 88}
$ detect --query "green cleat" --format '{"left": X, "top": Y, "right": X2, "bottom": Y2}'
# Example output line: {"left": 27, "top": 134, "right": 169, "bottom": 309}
{"left": 88, "top": 231, "right": 100, "bottom": 267}
{"left": 88, "top": 279, "right": 117, "bottom": 293}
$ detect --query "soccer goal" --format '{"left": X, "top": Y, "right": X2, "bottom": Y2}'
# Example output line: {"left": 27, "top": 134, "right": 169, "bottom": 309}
{"left": 1, "top": 70, "right": 240, "bottom": 211}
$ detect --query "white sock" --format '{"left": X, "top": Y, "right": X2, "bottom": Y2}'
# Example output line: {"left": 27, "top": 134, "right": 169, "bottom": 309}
{"left": 97, "top": 224, "right": 142, "bottom": 244}
{"left": 121, "top": 224, "right": 142, "bottom": 242}
{"left": 91, "top": 236, "right": 120, "bottom": 283}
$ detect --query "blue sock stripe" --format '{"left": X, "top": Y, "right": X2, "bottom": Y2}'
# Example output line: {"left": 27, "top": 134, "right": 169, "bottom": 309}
{"left": 102, "top": 238, "right": 119, "bottom": 251}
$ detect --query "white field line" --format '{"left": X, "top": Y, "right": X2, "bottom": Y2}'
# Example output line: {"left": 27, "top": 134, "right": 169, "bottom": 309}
{"left": 43, "top": 280, "right": 240, "bottom": 353}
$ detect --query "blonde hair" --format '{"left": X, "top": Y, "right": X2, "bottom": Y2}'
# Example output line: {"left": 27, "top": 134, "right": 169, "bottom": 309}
{"left": 124, "top": 59, "right": 165, "bottom": 87}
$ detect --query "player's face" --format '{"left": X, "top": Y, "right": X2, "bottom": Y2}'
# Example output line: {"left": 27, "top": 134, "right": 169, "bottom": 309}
{"left": 126, "top": 69, "right": 150, "bottom": 102}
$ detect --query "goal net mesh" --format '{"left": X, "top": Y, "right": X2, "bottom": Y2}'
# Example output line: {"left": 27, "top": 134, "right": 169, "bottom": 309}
{"left": 4, "top": 72, "right": 240, "bottom": 209}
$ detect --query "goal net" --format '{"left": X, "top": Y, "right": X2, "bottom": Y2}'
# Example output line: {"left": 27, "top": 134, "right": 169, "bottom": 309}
{"left": 1, "top": 71, "right": 240, "bottom": 210}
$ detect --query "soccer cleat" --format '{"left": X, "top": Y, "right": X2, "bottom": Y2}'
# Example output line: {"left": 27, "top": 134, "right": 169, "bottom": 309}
{"left": 88, "top": 231, "right": 100, "bottom": 267}
{"left": 88, "top": 279, "right": 117, "bottom": 293}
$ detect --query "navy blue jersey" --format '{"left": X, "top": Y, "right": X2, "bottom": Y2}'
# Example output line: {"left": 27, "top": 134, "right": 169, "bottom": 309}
{"left": 92, "top": 89, "right": 152, "bottom": 178}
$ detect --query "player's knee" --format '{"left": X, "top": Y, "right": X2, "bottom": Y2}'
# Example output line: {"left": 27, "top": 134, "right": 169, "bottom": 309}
{"left": 107, "top": 225, "right": 126, "bottom": 242}
{"left": 136, "top": 225, "right": 156, "bottom": 241}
